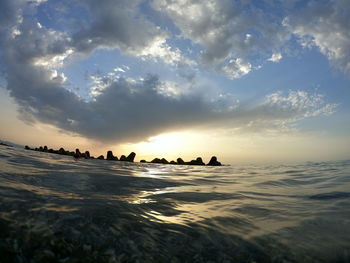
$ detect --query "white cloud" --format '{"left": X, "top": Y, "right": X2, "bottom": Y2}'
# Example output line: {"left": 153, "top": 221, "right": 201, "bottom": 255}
{"left": 268, "top": 53, "right": 283, "bottom": 63}
{"left": 219, "top": 58, "right": 252, "bottom": 79}
{"left": 285, "top": 0, "right": 350, "bottom": 74}
{"left": 138, "top": 36, "right": 196, "bottom": 66}
{"left": 152, "top": 0, "right": 290, "bottom": 71}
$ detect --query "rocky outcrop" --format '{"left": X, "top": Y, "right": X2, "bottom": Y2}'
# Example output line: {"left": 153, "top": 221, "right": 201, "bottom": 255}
{"left": 207, "top": 156, "right": 221, "bottom": 166}
{"left": 20, "top": 143, "right": 224, "bottom": 166}
{"left": 106, "top": 151, "right": 118, "bottom": 161}
{"left": 177, "top": 158, "right": 185, "bottom": 165}
{"left": 187, "top": 157, "right": 205, "bottom": 166}
{"left": 58, "top": 148, "right": 67, "bottom": 155}
{"left": 151, "top": 158, "right": 161, "bottom": 164}
{"left": 126, "top": 152, "right": 136, "bottom": 162}
{"left": 74, "top": 149, "right": 81, "bottom": 158}
{"left": 120, "top": 155, "right": 127, "bottom": 161}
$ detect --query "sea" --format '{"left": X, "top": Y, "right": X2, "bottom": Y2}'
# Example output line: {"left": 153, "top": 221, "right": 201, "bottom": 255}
{"left": 0, "top": 146, "right": 349, "bottom": 263}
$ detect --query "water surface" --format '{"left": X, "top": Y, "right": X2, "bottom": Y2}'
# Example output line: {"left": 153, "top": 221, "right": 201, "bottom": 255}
{"left": 0, "top": 146, "right": 349, "bottom": 262}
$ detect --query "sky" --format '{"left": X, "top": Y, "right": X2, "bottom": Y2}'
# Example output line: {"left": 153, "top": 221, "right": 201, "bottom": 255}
{"left": 0, "top": 0, "right": 349, "bottom": 164}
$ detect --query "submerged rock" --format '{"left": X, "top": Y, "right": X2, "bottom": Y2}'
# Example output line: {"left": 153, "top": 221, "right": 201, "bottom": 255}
{"left": 106, "top": 151, "right": 118, "bottom": 161}
{"left": 126, "top": 152, "right": 136, "bottom": 162}
{"left": 24, "top": 145, "right": 30, "bottom": 150}
{"left": 207, "top": 156, "right": 221, "bottom": 166}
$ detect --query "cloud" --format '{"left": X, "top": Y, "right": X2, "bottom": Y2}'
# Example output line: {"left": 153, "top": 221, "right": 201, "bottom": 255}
{"left": 218, "top": 58, "right": 252, "bottom": 79}
{"left": 268, "top": 53, "right": 283, "bottom": 63}
{"left": 70, "top": 0, "right": 193, "bottom": 67}
{"left": 285, "top": 0, "right": 350, "bottom": 74}
{"left": 0, "top": 0, "right": 338, "bottom": 144}
{"left": 151, "top": 0, "right": 290, "bottom": 69}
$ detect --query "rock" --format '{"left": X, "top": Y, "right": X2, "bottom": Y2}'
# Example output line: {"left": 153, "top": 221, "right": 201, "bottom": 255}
{"left": 107, "top": 151, "right": 118, "bottom": 161}
{"left": 177, "top": 158, "right": 185, "bottom": 165}
{"left": 126, "top": 152, "right": 136, "bottom": 162}
{"left": 207, "top": 156, "right": 221, "bottom": 166}
{"left": 58, "top": 147, "right": 66, "bottom": 155}
{"left": 48, "top": 148, "right": 54, "bottom": 153}
{"left": 74, "top": 148, "right": 81, "bottom": 158}
{"left": 151, "top": 158, "right": 162, "bottom": 164}
{"left": 43, "top": 146, "right": 48, "bottom": 152}
{"left": 24, "top": 145, "right": 30, "bottom": 150}
{"left": 170, "top": 160, "right": 177, "bottom": 165}
{"left": 120, "top": 155, "right": 127, "bottom": 161}
{"left": 39, "top": 146, "right": 43, "bottom": 151}
{"left": 85, "top": 151, "right": 90, "bottom": 159}
{"left": 140, "top": 160, "right": 146, "bottom": 163}
{"left": 187, "top": 157, "right": 205, "bottom": 165}
{"left": 97, "top": 155, "right": 104, "bottom": 160}
{"left": 161, "top": 158, "right": 169, "bottom": 164}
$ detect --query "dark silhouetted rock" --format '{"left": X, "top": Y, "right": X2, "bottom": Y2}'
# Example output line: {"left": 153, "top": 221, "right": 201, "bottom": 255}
{"left": 58, "top": 148, "right": 66, "bottom": 155}
{"left": 207, "top": 156, "right": 221, "bottom": 166}
{"left": 68, "top": 151, "right": 75, "bottom": 156}
{"left": 34, "top": 148, "right": 39, "bottom": 151}
{"left": 97, "top": 155, "right": 104, "bottom": 160}
{"left": 43, "top": 146, "right": 48, "bottom": 152}
{"left": 48, "top": 148, "right": 54, "bottom": 153}
{"left": 177, "top": 158, "right": 185, "bottom": 165}
{"left": 187, "top": 157, "right": 205, "bottom": 165}
{"left": 126, "top": 152, "right": 136, "bottom": 162}
{"left": 120, "top": 155, "right": 127, "bottom": 161}
{"left": 85, "top": 151, "right": 90, "bottom": 159}
{"left": 170, "top": 160, "right": 177, "bottom": 165}
{"left": 140, "top": 160, "right": 146, "bottom": 163}
{"left": 161, "top": 158, "right": 169, "bottom": 164}
{"left": 24, "top": 145, "right": 30, "bottom": 150}
{"left": 151, "top": 158, "right": 162, "bottom": 164}
{"left": 39, "top": 146, "right": 43, "bottom": 151}
{"left": 107, "top": 151, "right": 118, "bottom": 161}
{"left": 74, "top": 148, "right": 81, "bottom": 158}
